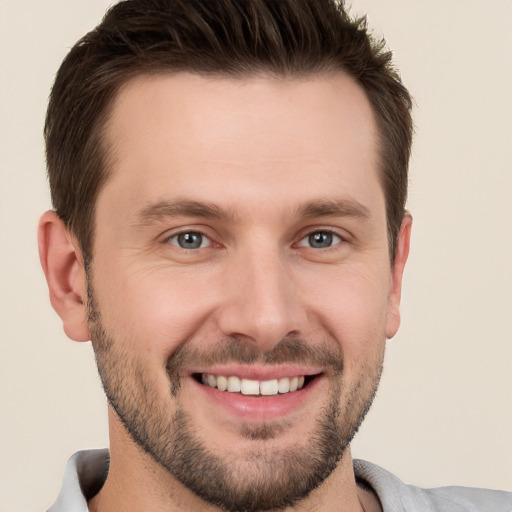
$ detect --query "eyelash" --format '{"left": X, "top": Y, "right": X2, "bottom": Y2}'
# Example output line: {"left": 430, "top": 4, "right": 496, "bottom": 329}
{"left": 296, "top": 230, "right": 343, "bottom": 249}
{"left": 167, "top": 231, "right": 212, "bottom": 250}
{"left": 165, "top": 228, "right": 345, "bottom": 251}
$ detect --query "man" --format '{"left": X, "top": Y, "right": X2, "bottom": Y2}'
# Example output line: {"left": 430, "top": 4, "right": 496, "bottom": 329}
{"left": 38, "top": 0, "right": 511, "bottom": 511}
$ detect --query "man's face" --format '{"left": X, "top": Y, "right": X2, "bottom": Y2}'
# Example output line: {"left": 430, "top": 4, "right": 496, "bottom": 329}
{"left": 86, "top": 72, "right": 407, "bottom": 511}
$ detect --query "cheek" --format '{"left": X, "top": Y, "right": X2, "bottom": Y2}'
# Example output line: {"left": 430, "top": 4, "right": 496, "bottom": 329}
{"left": 305, "top": 265, "right": 390, "bottom": 356}
{"left": 91, "top": 263, "right": 217, "bottom": 357}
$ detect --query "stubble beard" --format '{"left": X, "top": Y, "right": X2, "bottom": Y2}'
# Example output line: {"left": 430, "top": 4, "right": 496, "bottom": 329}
{"left": 87, "top": 286, "right": 383, "bottom": 512}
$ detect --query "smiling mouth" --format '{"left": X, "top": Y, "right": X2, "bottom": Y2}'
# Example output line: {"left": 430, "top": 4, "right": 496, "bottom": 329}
{"left": 195, "top": 373, "right": 319, "bottom": 396}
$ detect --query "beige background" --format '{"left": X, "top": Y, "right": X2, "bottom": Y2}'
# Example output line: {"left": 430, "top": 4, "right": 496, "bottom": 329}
{"left": 1, "top": 1, "right": 511, "bottom": 511}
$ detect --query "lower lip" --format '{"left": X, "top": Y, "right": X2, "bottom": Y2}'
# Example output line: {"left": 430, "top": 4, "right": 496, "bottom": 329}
{"left": 192, "top": 376, "right": 322, "bottom": 422}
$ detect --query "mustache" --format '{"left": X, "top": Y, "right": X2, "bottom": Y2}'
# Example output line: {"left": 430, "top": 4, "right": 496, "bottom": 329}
{"left": 166, "top": 336, "right": 343, "bottom": 395}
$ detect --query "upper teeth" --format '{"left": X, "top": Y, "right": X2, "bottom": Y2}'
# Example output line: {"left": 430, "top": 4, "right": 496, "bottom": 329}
{"left": 201, "top": 374, "right": 306, "bottom": 395}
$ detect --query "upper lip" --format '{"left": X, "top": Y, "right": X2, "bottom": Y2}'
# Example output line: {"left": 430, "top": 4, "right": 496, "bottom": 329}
{"left": 187, "top": 364, "right": 324, "bottom": 381}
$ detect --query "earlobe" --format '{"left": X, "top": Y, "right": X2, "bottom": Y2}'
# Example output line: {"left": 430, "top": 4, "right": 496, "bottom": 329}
{"left": 385, "top": 213, "right": 412, "bottom": 339}
{"left": 38, "top": 211, "right": 91, "bottom": 342}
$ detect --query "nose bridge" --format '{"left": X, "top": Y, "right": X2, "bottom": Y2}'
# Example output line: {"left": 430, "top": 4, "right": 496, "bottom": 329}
{"left": 217, "top": 238, "right": 304, "bottom": 349}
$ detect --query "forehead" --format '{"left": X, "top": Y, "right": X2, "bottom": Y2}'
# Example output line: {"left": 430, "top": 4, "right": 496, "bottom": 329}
{"left": 99, "top": 72, "right": 382, "bottom": 219}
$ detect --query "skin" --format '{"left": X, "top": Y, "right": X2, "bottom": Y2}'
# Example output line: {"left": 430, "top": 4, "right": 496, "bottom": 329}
{"left": 39, "top": 72, "right": 411, "bottom": 512}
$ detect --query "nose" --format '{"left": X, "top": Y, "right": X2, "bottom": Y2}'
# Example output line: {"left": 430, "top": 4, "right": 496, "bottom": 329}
{"left": 215, "top": 244, "right": 306, "bottom": 351}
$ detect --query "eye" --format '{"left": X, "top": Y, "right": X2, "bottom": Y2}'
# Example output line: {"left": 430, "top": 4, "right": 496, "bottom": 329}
{"left": 168, "top": 231, "right": 211, "bottom": 250}
{"left": 298, "top": 230, "right": 342, "bottom": 249}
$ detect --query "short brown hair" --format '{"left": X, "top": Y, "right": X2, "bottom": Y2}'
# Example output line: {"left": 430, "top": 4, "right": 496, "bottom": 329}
{"left": 45, "top": 0, "right": 413, "bottom": 263}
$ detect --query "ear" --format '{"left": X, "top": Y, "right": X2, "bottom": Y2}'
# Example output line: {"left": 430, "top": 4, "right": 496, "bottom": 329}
{"left": 38, "top": 211, "right": 90, "bottom": 342}
{"left": 385, "top": 213, "right": 412, "bottom": 339}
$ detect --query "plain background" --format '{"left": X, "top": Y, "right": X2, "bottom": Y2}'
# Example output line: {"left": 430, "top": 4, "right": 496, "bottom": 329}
{"left": 0, "top": 1, "right": 511, "bottom": 511}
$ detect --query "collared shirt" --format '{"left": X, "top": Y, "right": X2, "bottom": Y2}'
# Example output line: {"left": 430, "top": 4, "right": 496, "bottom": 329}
{"left": 48, "top": 449, "right": 512, "bottom": 511}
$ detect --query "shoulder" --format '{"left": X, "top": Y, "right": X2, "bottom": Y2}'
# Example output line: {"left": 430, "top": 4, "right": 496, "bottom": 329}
{"left": 354, "top": 459, "right": 512, "bottom": 512}
{"left": 47, "top": 449, "right": 109, "bottom": 512}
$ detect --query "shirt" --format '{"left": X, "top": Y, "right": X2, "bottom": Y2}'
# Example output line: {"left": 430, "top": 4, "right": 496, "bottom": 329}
{"left": 48, "top": 449, "right": 512, "bottom": 511}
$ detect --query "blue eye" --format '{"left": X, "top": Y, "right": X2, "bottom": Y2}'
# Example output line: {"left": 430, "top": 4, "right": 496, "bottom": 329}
{"left": 169, "top": 232, "right": 211, "bottom": 249}
{"left": 299, "top": 231, "right": 342, "bottom": 249}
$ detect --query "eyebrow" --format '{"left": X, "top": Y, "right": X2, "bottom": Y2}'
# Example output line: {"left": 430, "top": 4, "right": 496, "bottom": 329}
{"left": 296, "top": 199, "right": 371, "bottom": 220}
{"left": 131, "top": 197, "right": 371, "bottom": 227}
{"left": 132, "top": 200, "right": 237, "bottom": 226}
